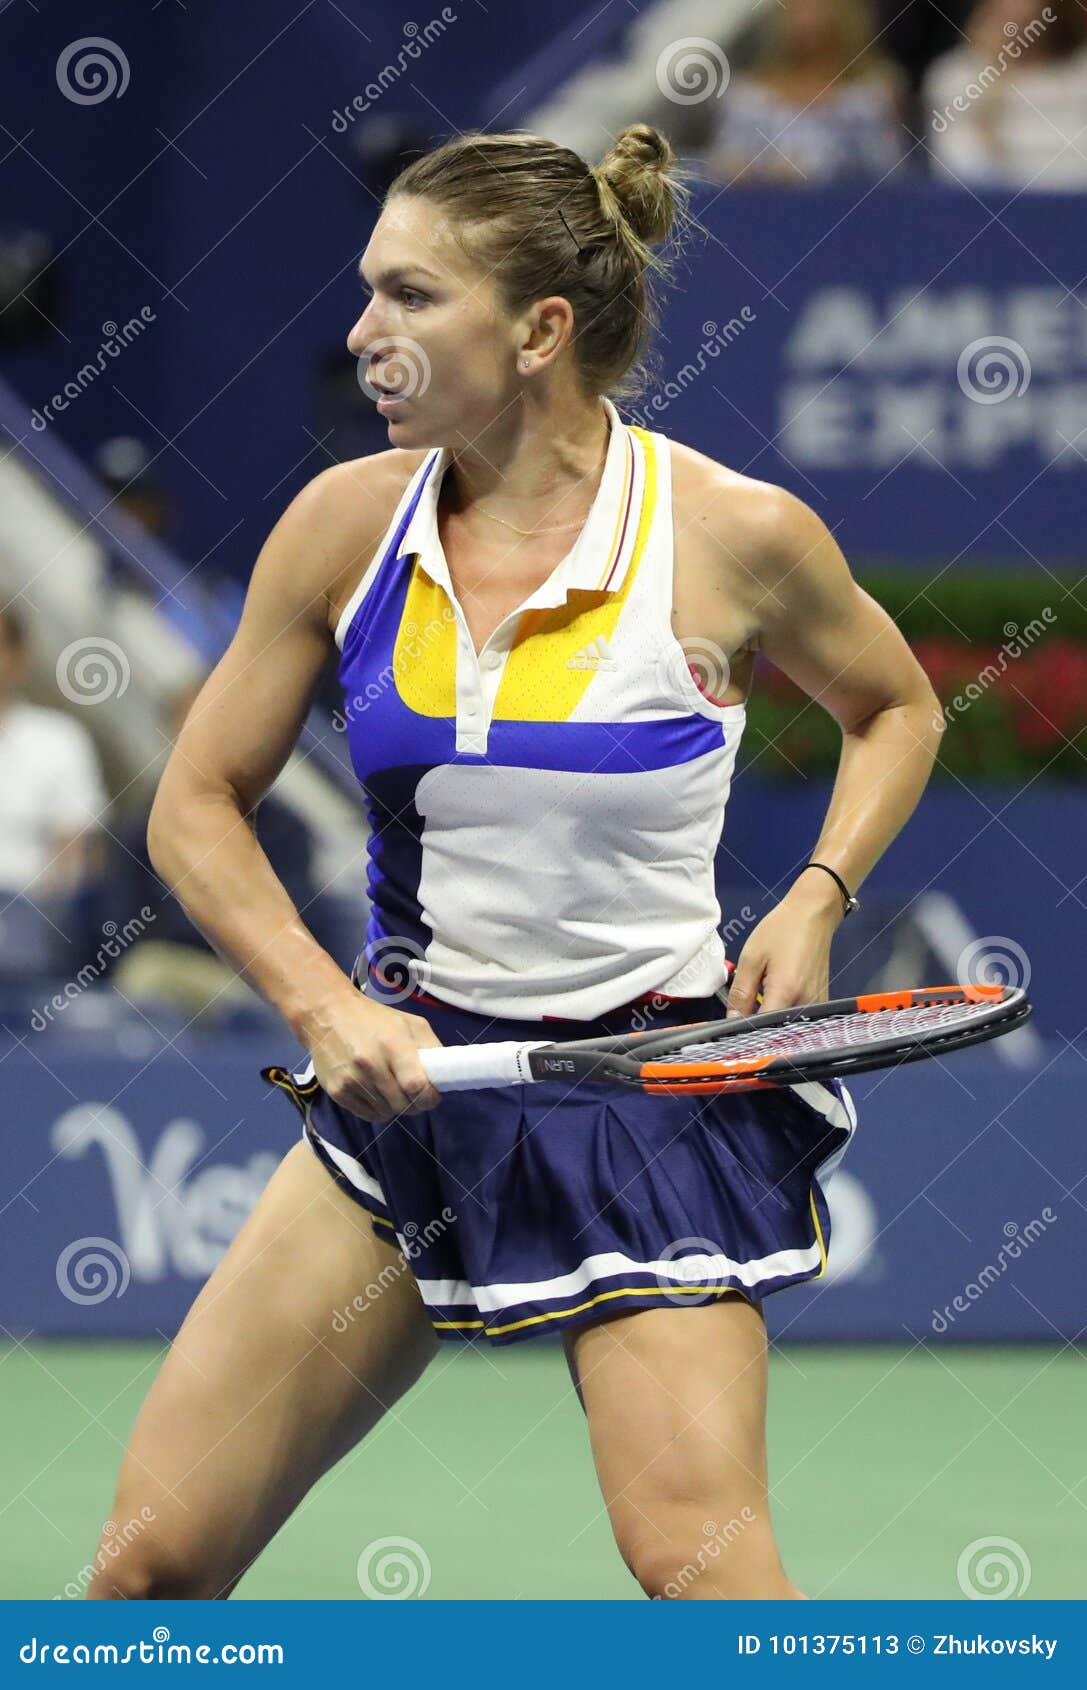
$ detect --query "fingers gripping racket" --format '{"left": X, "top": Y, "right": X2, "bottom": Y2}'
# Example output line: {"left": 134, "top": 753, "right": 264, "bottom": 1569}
{"left": 417, "top": 985, "right": 1031, "bottom": 1096}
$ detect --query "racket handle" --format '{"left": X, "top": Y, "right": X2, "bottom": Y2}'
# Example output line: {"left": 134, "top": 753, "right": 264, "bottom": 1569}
{"left": 417, "top": 1040, "right": 550, "bottom": 1092}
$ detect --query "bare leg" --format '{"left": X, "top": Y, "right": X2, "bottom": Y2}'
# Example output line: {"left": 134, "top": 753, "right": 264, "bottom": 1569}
{"left": 564, "top": 1296, "right": 807, "bottom": 1600}
{"left": 87, "top": 1141, "right": 438, "bottom": 1598}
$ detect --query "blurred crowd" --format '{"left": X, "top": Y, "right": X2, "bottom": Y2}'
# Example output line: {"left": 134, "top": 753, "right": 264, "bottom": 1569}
{"left": 0, "top": 591, "right": 329, "bottom": 1035}
{"left": 699, "top": 0, "right": 1087, "bottom": 189}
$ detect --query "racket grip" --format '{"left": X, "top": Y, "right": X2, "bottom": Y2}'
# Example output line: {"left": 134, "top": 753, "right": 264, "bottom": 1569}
{"left": 417, "top": 1040, "right": 549, "bottom": 1092}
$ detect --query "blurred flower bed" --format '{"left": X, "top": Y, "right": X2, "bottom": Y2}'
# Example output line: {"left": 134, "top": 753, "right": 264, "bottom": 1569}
{"left": 743, "top": 570, "right": 1087, "bottom": 780}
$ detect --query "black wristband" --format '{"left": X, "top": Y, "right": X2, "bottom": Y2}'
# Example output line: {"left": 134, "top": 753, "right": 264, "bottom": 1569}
{"left": 801, "top": 861, "right": 859, "bottom": 917}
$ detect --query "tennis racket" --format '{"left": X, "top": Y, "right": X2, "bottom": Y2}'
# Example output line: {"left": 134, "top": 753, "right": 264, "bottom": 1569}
{"left": 416, "top": 984, "right": 1031, "bottom": 1096}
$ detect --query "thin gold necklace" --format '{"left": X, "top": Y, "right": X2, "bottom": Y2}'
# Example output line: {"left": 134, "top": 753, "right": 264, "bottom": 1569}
{"left": 472, "top": 505, "right": 589, "bottom": 537}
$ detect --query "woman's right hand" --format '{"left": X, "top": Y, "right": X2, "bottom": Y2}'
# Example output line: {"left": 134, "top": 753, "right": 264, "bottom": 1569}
{"left": 305, "top": 991, "right": 444, "bottom": 1121}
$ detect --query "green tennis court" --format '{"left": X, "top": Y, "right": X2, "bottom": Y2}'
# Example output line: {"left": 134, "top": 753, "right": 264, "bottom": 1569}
{"left": 3, "top": 1340, "right": 1081, "bottom": 1600}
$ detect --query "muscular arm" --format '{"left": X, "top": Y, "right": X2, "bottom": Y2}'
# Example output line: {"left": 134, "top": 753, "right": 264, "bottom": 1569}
{"left": 751, "top": 486, "right": 941, "bottom": 898}
{"left": 708, "top": 480, "right": 942, "bottom": 1014}
{"left": 147, "top": 460, "right": 441, "bottom": 1114}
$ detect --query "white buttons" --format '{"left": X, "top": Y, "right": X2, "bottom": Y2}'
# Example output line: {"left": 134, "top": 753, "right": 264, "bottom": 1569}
{"left": 483, "top": 650, "right": 503, "bottom": 671}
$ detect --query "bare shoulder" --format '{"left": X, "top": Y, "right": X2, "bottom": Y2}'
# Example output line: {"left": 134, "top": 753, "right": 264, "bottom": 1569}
{"left": 667, "top": 437, "right": 829, "bottom": 630}
{"left": 667, "top": 436, "right": 936, "bottom": 726}
{"left": 278, "top": 448, "right": 429, "bottom": 635}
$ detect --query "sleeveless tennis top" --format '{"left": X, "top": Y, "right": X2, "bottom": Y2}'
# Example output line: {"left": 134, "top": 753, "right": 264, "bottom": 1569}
{"left": 334, "top": 396, "right": 748, "bottom": 1020}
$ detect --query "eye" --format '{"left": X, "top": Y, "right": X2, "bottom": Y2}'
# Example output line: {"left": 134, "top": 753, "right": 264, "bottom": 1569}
{"left": 400, "top": 287, "right": 427, "bottom": 310}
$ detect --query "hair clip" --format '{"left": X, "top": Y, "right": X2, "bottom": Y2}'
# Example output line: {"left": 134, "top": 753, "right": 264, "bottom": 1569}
{"left": 557, "top": 206, "right": 592, "bottom": 264}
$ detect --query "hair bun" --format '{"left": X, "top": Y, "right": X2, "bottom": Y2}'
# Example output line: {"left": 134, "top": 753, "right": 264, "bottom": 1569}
{"left": 595, "top": 124, "right": 685, "bottom": 249}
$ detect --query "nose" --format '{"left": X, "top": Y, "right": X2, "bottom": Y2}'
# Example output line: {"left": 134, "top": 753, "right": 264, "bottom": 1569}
{"left": 346, "top": 298, "right": 377, "bottom": 358}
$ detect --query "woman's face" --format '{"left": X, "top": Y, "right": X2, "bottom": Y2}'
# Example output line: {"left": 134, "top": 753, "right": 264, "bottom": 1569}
{"left": 346, "top": 195, "right": 522, "bottom": 451}
{"left": 778, "top": 0, "right": 846, "bottom": 59}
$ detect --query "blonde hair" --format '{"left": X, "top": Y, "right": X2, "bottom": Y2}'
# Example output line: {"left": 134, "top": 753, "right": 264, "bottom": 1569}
{"left": 387, "top": 125, "right": 692, "bottom": 400}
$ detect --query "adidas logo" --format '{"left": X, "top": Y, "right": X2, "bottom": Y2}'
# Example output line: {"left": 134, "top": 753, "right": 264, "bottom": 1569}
{"left": 566, "top": 635, "right": 618, "bottom": 672}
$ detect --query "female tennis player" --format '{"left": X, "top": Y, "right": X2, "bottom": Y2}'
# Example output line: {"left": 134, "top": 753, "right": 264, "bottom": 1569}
{"left": 88, "top": 125, "right": 941, "bottom": 1602}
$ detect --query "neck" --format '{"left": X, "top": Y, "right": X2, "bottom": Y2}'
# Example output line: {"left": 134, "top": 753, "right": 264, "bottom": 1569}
{"left": 444, "top": 392, "right": 611, "bottom": 533}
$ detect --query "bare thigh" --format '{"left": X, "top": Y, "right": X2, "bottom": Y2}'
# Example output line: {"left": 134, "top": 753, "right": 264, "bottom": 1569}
{"left": 564, "top": 1296, "right": 805, "bottom": 1600}
{"left": 87, "top": 1140, "right": 437, "bottom": 1599}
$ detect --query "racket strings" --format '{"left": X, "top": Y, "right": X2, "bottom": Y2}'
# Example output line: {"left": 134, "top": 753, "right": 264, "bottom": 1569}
{"left": 654, "top": 998, "right": 1000, "bottom": 1066}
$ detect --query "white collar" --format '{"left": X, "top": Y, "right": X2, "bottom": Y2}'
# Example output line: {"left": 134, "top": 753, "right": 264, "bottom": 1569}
{"left": 393, "top": 394, "right": 643, "bottom": 606}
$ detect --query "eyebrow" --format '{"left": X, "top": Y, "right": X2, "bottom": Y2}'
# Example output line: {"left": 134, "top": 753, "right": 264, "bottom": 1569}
{"left": 356, "top": 262, "right": 443, "bottom": 288}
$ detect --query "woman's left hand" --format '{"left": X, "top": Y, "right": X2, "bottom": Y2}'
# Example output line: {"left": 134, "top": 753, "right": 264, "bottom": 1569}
{"left": 725, "top": 882, "right": 844, "bottom": 1019}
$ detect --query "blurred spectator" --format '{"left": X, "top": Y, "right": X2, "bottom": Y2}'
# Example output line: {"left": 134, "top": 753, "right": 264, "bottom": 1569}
{"left": 107, "top": 674, "right": 326, "bottom": 1026}
{"left": 93, "top": 435, "right": 173, "bottom": 540}
{"left": 924, "top": 0, "right": 1087, "bottom": 189}
{"left": 0, "top": 601, "right": 107, "bottom": 902}
{"left": 702, "top": 0, "right": 908, "bottom": 186}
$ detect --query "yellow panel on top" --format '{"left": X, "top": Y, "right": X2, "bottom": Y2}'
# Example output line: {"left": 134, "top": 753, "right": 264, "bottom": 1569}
{"left": 493, "top": 427, "right": 658, "bottom": 723}
{"left": 392, "top": 561, "right": 458, "bottom": 718}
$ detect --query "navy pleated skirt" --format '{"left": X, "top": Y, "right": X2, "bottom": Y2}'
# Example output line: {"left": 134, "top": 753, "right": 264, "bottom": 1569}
{"left": 262, "top": 968, "right": 857, "bottom": 1346}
